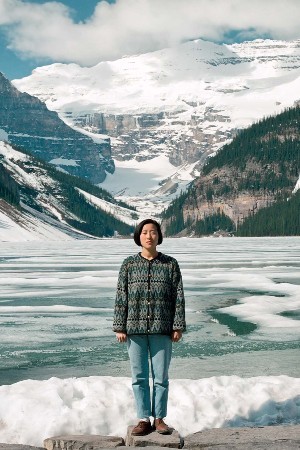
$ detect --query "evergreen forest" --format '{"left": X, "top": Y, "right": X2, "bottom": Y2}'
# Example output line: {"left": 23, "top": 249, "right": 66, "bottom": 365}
{"left": 236, "top": 190, "right": 300, "bottom": 236}
{"left": 0, "top": 162, "right": 20, "bottom": 206}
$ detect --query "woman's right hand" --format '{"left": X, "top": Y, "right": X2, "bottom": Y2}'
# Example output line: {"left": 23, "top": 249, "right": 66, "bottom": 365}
{"left": 116, "top": 332, "right": 127, "bottom": 343}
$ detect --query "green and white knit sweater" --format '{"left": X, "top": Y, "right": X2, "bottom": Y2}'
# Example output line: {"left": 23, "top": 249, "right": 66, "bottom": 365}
{"left": 113, "top": 252, "right": 186, "bottom": 335}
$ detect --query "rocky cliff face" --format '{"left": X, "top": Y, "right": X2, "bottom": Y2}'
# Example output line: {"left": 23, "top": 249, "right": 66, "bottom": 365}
{"left": 182, "top": 164, "right": 278, "bottom": 227}
{"left": 74, "top": 107, "right": 233, "bottom": 166}
{"left": 162, "top": 163, "right": 297, "bottom": 236}
{"left": 0, "top": 73, "right": 114, "bottom": 183}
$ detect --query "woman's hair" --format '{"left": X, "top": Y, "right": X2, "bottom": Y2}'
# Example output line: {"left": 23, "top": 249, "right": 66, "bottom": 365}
{"left": 133, "top": 219, "right": 163, "bottom": 246}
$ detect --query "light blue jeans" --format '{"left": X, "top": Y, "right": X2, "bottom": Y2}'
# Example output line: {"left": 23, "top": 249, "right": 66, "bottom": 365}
{"left": 127, "top": 334, "right": 172, "bottom": 419}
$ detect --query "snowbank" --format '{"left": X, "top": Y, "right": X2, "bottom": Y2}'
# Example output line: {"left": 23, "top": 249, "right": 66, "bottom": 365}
{"left": 0, "top": 375, "right": 299, "bottom": 447}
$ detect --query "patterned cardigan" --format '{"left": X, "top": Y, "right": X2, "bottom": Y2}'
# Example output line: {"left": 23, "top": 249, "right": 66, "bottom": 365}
{"left": 113, "top": 252, "right": 186, "bottom": 335}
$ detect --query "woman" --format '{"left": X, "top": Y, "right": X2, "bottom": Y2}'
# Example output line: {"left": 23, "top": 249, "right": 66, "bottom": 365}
{"left": 113, "top": 218, "right": 186, "bottom": 436}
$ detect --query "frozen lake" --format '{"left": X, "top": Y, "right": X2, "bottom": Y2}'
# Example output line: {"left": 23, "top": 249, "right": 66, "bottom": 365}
{"left": 0, "top": 236, "right": 299, "bottom": 385}
{"left": 0, "top": 236, "right": 300, "bottom": 446}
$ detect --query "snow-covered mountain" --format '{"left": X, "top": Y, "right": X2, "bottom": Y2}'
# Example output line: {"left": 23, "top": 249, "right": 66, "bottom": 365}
{"left": 13, "top": 38, "right": 300, "bottom": 216}
{"left": 0, "top": 141, "right": 136, "bottom": 241}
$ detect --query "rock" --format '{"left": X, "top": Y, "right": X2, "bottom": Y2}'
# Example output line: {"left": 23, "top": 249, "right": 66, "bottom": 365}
{"left": 73, "top": 108, "right": 232, "bottom": 168}
{"left": 183, "top": 425, "right": 300, "bottom": 449}
{"left": 43, "top": 435, "right": 125, "bottom": 450}
{"left": 126, "top": 426, "right": 182, "bottom": 448}
{"left": 0, "top": 73, "right": 113, "bottom": 184}
{"left": 0, "top": 445, "right": 43, "bottom": 450}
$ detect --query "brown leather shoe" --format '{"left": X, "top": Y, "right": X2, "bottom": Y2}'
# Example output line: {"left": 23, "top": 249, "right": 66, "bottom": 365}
{"left": 131, "top": 420, "right": 153, "bottom": 436}
{"left": 154, "top": 418, "right": 171, "bottom": 434}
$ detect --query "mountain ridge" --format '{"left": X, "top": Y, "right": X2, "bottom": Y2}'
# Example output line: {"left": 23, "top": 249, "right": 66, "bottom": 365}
{"left": 12, "top": 38, "right": 300, "bottom": 216}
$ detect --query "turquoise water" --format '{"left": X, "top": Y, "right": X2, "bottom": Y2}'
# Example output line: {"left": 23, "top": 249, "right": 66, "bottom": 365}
{"left": 0, "top": 237, "right": 299, "bottom": 385}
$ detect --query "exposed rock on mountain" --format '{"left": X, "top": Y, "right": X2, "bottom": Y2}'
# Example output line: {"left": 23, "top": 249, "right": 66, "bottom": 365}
{"left": 76, "top": 108, "right": 232, "bottom": 167}
{"left": 0, "top": 73, "right": 114, "bottom": 184}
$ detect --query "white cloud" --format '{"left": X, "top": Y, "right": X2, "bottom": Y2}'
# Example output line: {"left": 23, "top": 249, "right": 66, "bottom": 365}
{"left": 0, "top": 0, "right": 300, "bottom": 66}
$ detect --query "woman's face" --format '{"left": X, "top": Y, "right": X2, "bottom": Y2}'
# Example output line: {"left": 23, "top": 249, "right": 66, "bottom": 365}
{"left": 140, "top": 223, "right": 159, "bottom": 251}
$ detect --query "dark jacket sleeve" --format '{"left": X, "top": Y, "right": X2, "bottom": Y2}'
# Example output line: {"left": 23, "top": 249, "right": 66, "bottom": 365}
{"left": 112, "top": 259, "right": 128, "bottom": 333}
{"left": 172, "top": 260, "right": 186, "bottom": 331}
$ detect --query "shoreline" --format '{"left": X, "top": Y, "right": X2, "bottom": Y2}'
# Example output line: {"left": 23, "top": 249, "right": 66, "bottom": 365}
{"left": 1, "top": 424, "right": 300, "bottom": 449}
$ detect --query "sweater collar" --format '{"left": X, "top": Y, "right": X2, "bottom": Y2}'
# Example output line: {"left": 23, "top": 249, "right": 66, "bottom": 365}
{"left": 138, "top": 251, "right": 161, "bottom": 262}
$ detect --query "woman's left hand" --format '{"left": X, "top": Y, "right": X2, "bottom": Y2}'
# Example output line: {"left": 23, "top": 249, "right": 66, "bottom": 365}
{"left": 116, "top": 332, "right": 127, "bottom": 343}
{"left": 171, "top": 330, "right": 182, "bottom": 342}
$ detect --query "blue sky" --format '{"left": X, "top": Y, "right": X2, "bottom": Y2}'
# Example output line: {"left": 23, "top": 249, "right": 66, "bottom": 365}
{"left": 0, "top": 0, "right": 299, "bottom": 80}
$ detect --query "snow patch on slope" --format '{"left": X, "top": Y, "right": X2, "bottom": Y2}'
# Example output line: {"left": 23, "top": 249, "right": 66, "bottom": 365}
{"left": 101, "top": 155, "right": 195, "bottom": 218}
{"left": 0, "top": 128, "right": 8, "bottom": 141}
{"left": 0, "top": 200, "right": 74, "bottom": 242}
{"left": 292, "top": 174, "right": 300, "bottom": 194}
{"left": 76, "top": 188, "right": 139, "bottom": 226}
{"left": 49, "top": 157, "right": 80, "bottom": 167}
